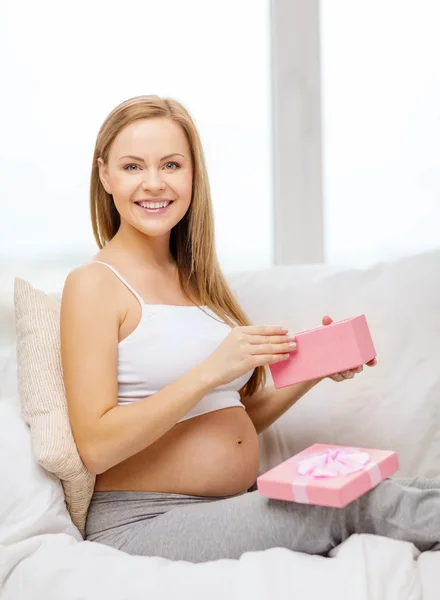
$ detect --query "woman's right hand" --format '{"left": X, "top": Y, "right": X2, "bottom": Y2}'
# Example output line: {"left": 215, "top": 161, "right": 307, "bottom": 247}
{"left": 203, "top": 326, "right": 297, "bottom": 387}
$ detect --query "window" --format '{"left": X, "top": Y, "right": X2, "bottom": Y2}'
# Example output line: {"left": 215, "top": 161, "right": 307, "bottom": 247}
{"left": 321, "top": 0, "right": 440, "bottom": 265}
{"left": 1, "top": 0, "right": 272, "bottom": 274}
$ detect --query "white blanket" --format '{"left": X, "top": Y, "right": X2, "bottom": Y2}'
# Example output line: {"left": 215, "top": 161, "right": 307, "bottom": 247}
{"left": 0, "top": 531, "right": 432, "bottom": 600}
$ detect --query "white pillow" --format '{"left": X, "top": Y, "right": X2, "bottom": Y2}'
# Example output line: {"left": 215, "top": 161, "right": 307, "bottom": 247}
{"left": 0, "top": 395, "right": 81, "bottom": 545}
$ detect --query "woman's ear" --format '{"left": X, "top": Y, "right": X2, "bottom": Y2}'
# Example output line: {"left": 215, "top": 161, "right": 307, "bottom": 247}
{"left": 97, "top": 157, "right": 112, "bottom": 194}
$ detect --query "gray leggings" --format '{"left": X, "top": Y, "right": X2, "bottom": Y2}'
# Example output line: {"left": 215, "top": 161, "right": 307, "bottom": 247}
{"left": 85, "top": 477, "right": 440, "bottom": 562}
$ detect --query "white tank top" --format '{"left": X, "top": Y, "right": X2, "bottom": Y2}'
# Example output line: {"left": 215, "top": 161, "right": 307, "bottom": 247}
{"left": 90, "top": 261, "right": 253, "bottom": 422}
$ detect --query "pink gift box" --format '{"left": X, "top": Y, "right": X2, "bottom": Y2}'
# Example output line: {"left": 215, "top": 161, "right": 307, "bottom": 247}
{"left": 257, "top": 444, "right": 399, "bottom": 508}
{"left": 269, "top": 314, "right": 376, "bottom": 389}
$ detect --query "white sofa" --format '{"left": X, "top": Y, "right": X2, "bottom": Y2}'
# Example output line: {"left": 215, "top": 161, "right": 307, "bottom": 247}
{"left": 1, "top": 249, "right": 440, "bottom": 600}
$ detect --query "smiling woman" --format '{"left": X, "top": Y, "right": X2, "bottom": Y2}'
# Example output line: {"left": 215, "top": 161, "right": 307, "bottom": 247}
{"left": 59, "top": 94, "right": 440, "bottom": 563}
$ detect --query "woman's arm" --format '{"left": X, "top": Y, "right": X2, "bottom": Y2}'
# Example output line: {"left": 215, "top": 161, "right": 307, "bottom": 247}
{"left": 61, "top": 266, "right": 218, "bottom": 476}
{"left": 242, "top": 379, "right": 321, "bottom": 434}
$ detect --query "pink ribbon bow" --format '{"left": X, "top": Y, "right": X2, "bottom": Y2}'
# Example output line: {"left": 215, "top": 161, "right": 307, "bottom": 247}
{"left": 295, "top": 448, "right": 371, "bottom": 478}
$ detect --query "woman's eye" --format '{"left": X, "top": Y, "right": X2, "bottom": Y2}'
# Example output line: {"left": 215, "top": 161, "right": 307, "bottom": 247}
{"left": 123, "top": 162, "right": 180, "bottom": 172}
{"left": 164, "top": 162, "right": 180, "bottom": 170}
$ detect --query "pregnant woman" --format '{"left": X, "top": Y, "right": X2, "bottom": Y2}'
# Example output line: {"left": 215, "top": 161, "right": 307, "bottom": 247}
{"left": 60, "top": 95, "right": 440, "bottom": 562}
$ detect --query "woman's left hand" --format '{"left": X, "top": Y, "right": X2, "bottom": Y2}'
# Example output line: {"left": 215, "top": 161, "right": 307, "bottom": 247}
{"left": 322, "top": 315, "right": 377, "bottom": 382}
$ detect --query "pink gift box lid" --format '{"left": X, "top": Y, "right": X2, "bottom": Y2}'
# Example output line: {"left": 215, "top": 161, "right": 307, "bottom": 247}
{"left": 269, "top": 314, "right": 377, "bottom": 388}
{"left": 257, "top": 444, "right": 400, "bottom": 508}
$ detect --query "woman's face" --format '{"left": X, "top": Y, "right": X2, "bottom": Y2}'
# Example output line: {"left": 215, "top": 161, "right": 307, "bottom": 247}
{"left": 98, "top": 117, "right": 193, "bottom": 239}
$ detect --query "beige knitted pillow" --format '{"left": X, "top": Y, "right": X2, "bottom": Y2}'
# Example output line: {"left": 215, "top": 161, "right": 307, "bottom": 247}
{"left": 14, "top": 277, "right": 95, "bottom": 537}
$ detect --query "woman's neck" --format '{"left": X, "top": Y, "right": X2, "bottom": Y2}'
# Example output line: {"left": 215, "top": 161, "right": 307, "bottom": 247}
{"left": 109, "top": 223, "right": 175, "bottom": 269}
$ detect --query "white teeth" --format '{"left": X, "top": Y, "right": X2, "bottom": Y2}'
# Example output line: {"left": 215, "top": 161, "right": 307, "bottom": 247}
{"left": 139, "top": 201, "right": 170, "bottom": 209}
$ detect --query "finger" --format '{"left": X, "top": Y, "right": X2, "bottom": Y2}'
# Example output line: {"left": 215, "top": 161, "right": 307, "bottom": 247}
{"left": 249, "top": 341, "right": 296, "bottom": 356}
{"left": 366, "top": 358, "right": 377, "bottom": 367}
{"left": 247, "top": 334, "right": 295, "bottom": 345}
{"left": 255, "top": 353, "right": 290, "bottom": 367}
{"left": 322, "top": 315, "right": 333, "bottom": 326}
{"left": 353, "top": 366, "right": 363, "bottom": 373}
{"left": 341, "top": 370, "right": 355, "bottom": 379}
{"left": 241, "top": 325, "right": 289, "bottom": 336}
{"left": 330, "top": 373, "right": 344, "bottom": 382}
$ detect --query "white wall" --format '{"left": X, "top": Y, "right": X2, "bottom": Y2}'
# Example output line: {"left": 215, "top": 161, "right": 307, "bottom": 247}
{"left": 0, "top": 0, "right": 272, "bottom": 275}
{"left": 321, "top": 0, "right": 440, "bottom": 266}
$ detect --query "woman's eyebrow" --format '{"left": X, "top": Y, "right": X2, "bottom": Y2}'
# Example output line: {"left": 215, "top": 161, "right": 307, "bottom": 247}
{"left": 118, "top": 153, "right": 185, "bottom": 162}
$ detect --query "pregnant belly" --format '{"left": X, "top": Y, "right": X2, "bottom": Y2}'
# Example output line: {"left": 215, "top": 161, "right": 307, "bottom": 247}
{"left": 94, "top": 407, "right": 261, "bottom": 496}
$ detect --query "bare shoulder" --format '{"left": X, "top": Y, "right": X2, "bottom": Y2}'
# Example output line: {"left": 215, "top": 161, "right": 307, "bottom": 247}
{"left": 62, "top": 262, "right": 117, "bottom": 304}
{"left": 60, "top": 262, "right": 124, "bottom": 342}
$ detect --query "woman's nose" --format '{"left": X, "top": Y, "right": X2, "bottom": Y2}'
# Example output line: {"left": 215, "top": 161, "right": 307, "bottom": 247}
{"left": 141, "top": 169, "right": 165, "bottom": 192}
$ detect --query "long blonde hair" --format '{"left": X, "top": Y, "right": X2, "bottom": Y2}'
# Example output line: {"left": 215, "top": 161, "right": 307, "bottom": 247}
{"left": 90, "top": 95, "right": 266, "bottom": 398}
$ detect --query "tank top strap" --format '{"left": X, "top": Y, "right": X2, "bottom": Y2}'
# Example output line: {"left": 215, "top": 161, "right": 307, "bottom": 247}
{"left": 89, "top": 261, "right": 144, "bottom": 307}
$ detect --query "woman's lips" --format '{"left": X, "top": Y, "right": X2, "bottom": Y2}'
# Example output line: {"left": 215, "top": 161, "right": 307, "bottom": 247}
{"left": 135, "top": 200, "right": 174, "bottom": 214}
